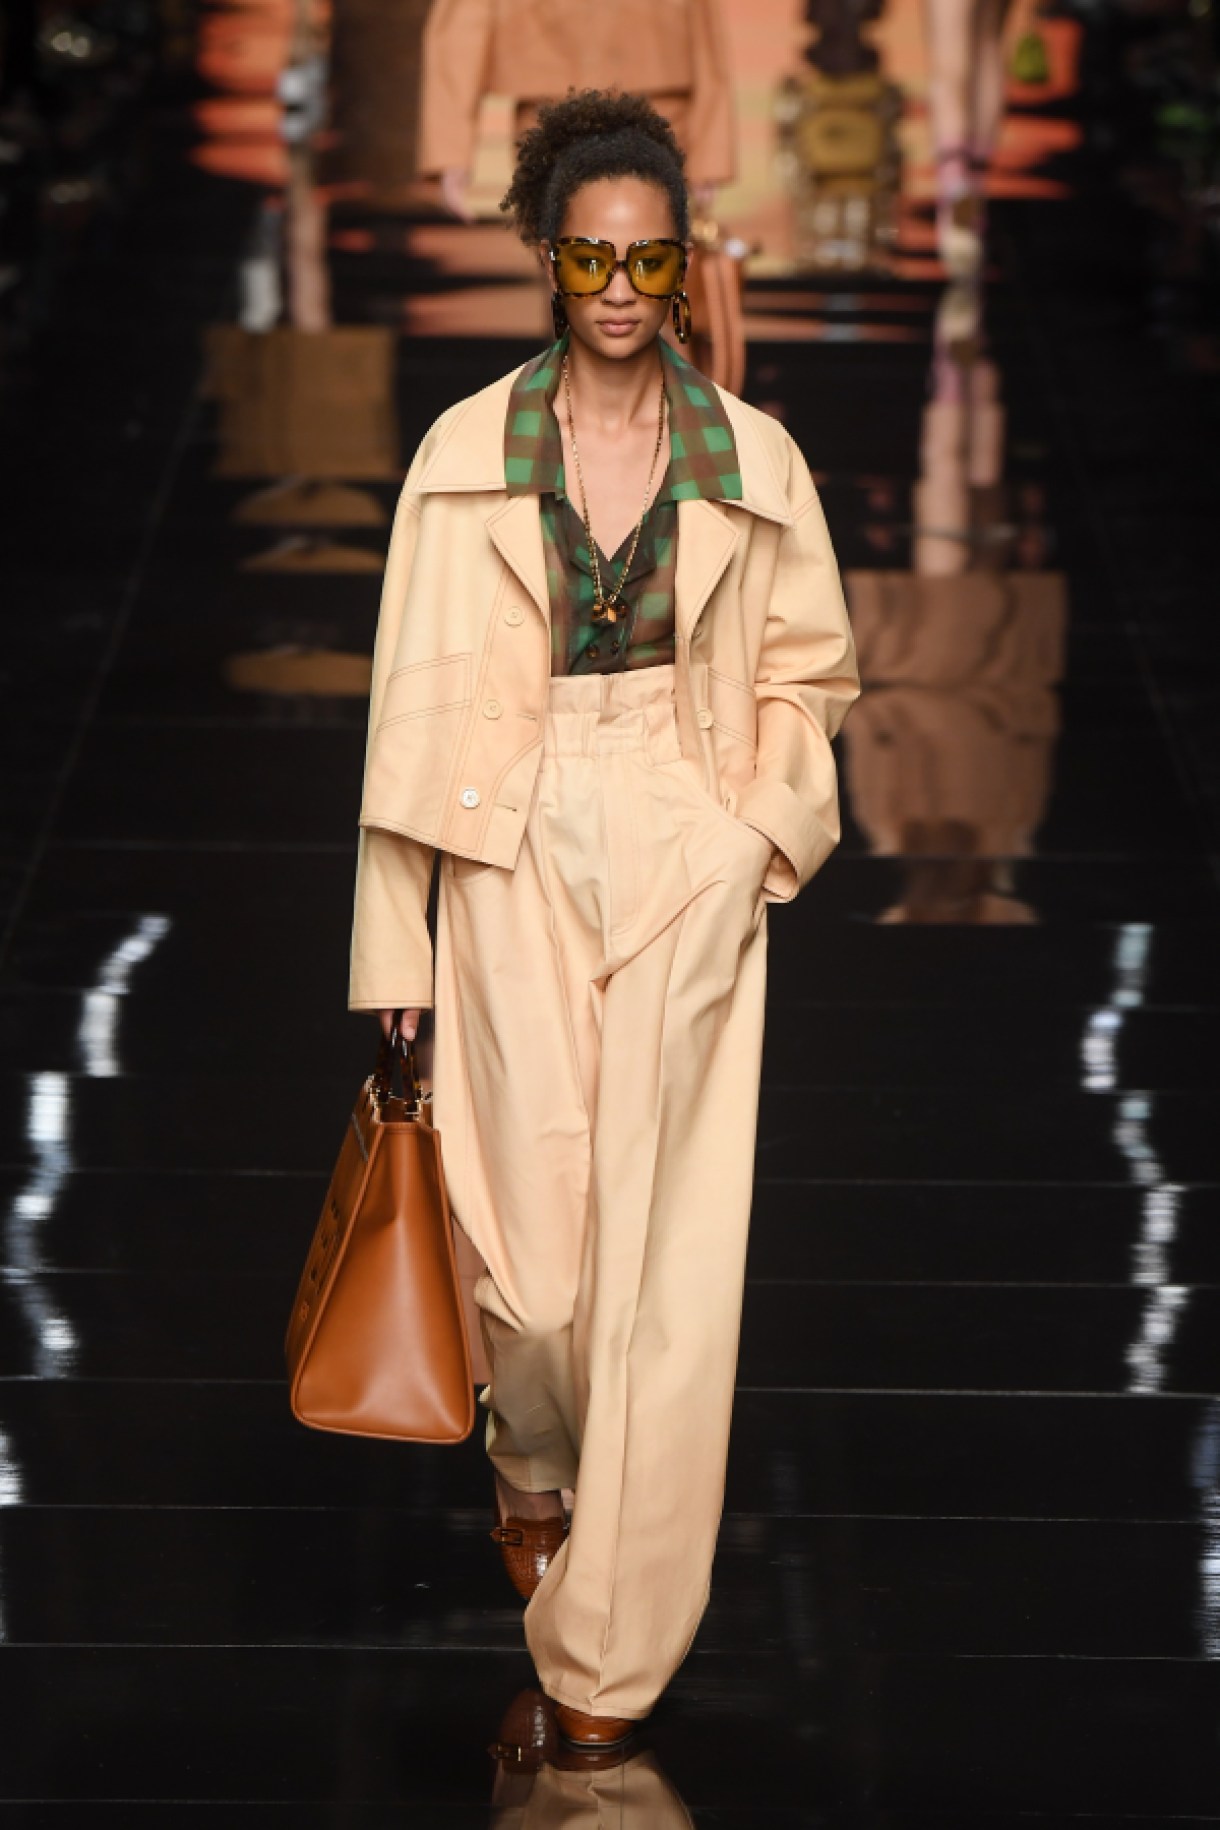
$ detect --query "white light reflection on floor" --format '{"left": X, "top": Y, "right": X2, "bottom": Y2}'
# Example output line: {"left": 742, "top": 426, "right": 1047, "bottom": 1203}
{"left": 1131, "top": 1182, "right": 1185, "bottom": 1287}
{"left": 1080, "top": 923, "right": 1151, "bottom": 1091}
{"left": 3, "top": 917, "right": 172, "bottom": 1384}
{"left": 1085, "top": 926, "right": 1193, "bottom": 1394}
{"left": 78, "top": 915, "right": 171, "bottom": 1077}
{"left": 1114, "top": 1086, "right": 1190, "bottom": 1393}
{"left": 5, "top": 1073, "right": 78, "bottom": 1378}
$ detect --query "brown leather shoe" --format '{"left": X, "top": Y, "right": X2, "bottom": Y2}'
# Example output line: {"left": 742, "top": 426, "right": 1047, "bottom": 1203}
{"left": 553, "top": 1703, "right": 640, "bottom": 1748}
{"left": 490, "top": 1515, "right": 567, "bottom": 1601}
{"left": 487, "top": 1688, "right": 557, "bottom": 1774}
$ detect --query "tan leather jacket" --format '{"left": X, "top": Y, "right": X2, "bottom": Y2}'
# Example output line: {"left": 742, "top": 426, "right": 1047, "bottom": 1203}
{"left": 416, "top": 0, "right": 735, "bottom": 184}
{"left": 349, "top": 364, "right": 860, "bottom": 1009}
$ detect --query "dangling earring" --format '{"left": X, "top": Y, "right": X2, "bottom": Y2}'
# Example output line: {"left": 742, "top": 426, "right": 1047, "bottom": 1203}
{"left": 551, "top": 292, "right": 568, "bottom": 340}
{"left": 671, "top": 290, "right": 692, "bottom": 344}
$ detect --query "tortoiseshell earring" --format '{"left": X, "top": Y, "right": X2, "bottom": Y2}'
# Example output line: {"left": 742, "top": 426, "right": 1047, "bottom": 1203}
{"left": 671, "top": 290, "right": 692, "bottom": 344}
{"left": 551, "top": 292, "right": 569, "bottom": 339}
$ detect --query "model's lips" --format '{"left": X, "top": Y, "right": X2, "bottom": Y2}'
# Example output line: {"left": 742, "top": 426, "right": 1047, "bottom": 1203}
{"left": 596, "top": 318, "right": 641, "bottom": 336}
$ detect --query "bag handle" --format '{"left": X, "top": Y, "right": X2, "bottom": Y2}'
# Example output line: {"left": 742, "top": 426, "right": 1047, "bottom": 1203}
{"left": 370, "top": 1009, "right": 423, "bottom": 1112}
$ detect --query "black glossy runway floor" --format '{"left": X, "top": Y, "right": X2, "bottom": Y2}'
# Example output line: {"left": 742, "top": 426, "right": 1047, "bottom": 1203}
{"left": 2, "top": 19, "right": 1220, "bottom": 1824}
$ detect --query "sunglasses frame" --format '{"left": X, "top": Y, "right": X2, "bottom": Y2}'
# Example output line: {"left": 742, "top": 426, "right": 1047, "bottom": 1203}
{"left": 549, "top": 236, "right": 689, "bottom": 300}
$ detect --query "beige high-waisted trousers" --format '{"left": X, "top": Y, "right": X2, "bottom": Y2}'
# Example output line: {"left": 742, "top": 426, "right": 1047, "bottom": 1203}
{"left": 431, "top": 661, "right": 770, "bottom": 1720}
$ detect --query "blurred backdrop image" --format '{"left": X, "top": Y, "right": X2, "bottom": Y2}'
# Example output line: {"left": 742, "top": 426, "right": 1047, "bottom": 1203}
{"left": 1, "top": 0, "right": 1219, "bottom": 1815}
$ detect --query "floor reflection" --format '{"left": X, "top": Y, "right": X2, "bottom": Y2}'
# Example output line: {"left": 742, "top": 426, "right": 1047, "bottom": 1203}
{"left": 487, "top": 1692, "right": 693, "bottom": 1829}
{"left": 843, "top": 280, "right": 1067, "bottom": 923}
{"left": 203, "top": 125, "right": 394, "bottom": 702}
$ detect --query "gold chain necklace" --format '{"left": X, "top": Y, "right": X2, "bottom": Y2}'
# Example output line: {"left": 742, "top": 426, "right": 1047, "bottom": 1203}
{"left": 561, "top": 354, "right": 667, "bottom": 628}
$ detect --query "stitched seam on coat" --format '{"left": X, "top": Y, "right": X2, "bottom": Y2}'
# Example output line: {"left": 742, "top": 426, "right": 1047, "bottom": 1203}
{"left": 706, "top": 664, "right": 754, "bottom": 693}
{"left": 385, "top": 652, "right": 466, "bottom": 682}
{"left": 378, "top": 700, "right": 469, "bottom": 727}
{"left": 706, "top": 665, "right": 759, "bottom": 745}
{"left": 357, "top": 813, "right": 438, "bottom": 842}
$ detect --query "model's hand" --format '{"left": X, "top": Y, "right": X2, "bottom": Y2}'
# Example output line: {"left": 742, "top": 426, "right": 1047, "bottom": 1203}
{"left": 378, "top": 1007, "right": 422, "bottom": 1041}
{"left": 440, "top": 168, "right": 474, "bottom": 222}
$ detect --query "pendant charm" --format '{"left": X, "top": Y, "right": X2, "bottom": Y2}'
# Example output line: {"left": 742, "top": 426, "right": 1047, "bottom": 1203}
{"left": 592, "top": 601, "right": 620, "bottom": 626}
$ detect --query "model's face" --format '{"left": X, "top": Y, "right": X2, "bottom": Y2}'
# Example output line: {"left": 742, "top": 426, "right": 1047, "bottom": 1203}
{"left": 542, "top": 177, "right": 687, "bottom": 362}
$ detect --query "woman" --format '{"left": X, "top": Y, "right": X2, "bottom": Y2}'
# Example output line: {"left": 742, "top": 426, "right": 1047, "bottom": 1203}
{"left": 416, "top": 0, "right": 734, "bottom": 220}
{"left": 349, "top": 91, "right": 860, "bottom": 1746}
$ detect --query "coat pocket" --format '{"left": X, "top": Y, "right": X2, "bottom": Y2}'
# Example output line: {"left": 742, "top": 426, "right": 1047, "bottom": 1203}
{"left": 706, "top": 666, "right": 759, "bottom": 809}
{"left": 362, "top": 653, "right": 472, "bottom": 839}
{"left": 378, "top": 653, "right": 471, "bottom": 726}
{"left": 706, "top": 667, "right": 758, "bottom": 745}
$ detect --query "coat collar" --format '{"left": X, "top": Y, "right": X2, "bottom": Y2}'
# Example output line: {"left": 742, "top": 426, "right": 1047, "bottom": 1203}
{"left": 414, "top": 357, "right": 795, "bottom": 528}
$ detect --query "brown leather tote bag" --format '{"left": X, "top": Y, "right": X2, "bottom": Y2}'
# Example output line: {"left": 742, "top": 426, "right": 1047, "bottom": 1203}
{"left": 285, "top": 1016, "right": 475, "bottom": 1442}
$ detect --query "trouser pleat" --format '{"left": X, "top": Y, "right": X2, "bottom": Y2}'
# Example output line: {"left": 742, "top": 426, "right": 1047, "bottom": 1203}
{"left": 432, "top": 663, "right": 769, "bottom": 1716}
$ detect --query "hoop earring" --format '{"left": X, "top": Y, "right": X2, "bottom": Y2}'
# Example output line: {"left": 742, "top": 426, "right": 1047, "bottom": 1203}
{"left": 671, "top": 290, "right": 692, "bottom": 344}
{"left": 551, "top": 292, "right": 568, "bottom": 340}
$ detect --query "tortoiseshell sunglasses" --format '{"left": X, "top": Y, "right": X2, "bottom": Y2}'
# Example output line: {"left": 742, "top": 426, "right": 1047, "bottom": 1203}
{"left": 549, "top": 237, "right": 688, "bottom": 300}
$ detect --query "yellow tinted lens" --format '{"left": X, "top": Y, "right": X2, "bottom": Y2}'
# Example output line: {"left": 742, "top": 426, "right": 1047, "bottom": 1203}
{"left": 554, "top": 242, "right": 615, "bottom": 294}
{"left": 627, "top": 242, "right": 685, "bottom": 296}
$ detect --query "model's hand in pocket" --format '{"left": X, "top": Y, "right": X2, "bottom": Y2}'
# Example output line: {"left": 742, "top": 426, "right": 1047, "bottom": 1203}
{"left": 377, "top": 1007, "right": 422, "bottom": 1041}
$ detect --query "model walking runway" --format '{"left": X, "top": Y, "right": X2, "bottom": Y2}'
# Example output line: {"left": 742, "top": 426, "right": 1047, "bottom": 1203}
{"left": 0, "top": 0, "right": 1217, "bottom": 1813}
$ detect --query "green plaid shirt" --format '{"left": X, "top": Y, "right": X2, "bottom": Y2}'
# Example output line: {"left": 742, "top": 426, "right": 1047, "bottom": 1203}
{"left": 504, "top": 335, "right": 742, "bottom": 676}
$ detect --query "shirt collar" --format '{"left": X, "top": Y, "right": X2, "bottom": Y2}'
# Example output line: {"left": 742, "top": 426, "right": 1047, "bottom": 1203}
{"left": 503, "top": 333, "right": 743, "bottom": 506}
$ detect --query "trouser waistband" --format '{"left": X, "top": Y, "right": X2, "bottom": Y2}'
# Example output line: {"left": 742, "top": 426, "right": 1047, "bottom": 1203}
{"left": 542, "top": 661, "right": 679, "bottom": 758}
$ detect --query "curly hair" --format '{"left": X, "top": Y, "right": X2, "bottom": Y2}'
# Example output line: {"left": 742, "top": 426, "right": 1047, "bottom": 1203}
{"left": 501, "top": 89, "right": 690, "bottom": 246}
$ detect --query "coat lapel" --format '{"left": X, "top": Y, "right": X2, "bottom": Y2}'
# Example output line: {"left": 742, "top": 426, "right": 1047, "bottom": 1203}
{"left": 486, "top": 495, "right": 550, "bottom": 627}
{"left": 675, "top": 498, "right": 739, "bottom": 641}
{"left": 414, "top": 366, "right": 551, "bottom": 625}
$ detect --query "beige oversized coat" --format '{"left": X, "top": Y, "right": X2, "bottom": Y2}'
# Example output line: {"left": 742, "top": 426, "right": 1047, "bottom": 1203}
{"left": 416, "top": 0, "right": 735, "bottom": 185}
{"left": 349, "top": 364, "right": 860, "bottom": 1010}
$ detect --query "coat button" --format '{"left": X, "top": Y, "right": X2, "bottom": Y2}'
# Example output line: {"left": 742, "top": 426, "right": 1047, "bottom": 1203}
{"left": 696, "top": 708, "right": 714, "bottom": 729}
{"left": 483, "top": 699, "right": 503, "bottom": 718}
{"left": 505, "top": 606, "right": 524, "bottom": 626}
{"left": 459, "top": 787, "right": 480, "bottom": 809}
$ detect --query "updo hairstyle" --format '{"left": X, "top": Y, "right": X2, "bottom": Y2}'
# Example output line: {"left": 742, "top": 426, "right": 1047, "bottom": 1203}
{"left": 501, "top": 88, "right": 691, "bottom": 246}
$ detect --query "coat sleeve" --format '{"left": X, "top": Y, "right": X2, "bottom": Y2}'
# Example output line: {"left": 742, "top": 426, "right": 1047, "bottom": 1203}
{"left": 415, "top": 0, "right": 496, "bottom": 176}
{"left": 348, "top": 467, "right": 436, "bottom": 1012}
{"left": 685, "top": 0, "right": 736, "bottom": 187}
{"left": 734, "top": 441, "right": 861, "bottom": 903}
